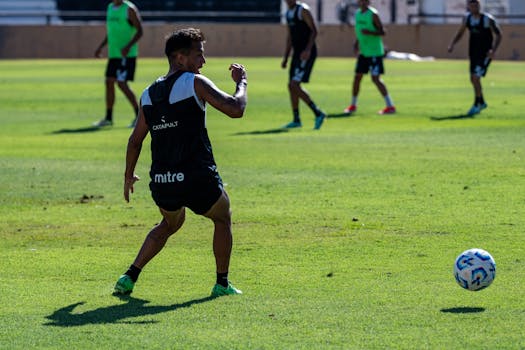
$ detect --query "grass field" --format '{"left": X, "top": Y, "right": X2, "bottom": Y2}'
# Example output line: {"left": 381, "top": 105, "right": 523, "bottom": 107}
{"left": 0, "top": 57, "right": 524, "bottom": 349}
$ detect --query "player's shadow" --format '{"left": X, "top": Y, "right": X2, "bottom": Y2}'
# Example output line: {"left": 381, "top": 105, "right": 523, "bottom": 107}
{"left": 43, "top": 295, "right": 216, "bottom": 327}
{"left": 233, "top": 128, "right": 290, "bottom": 136}
{"left": 440, "top": 307, "right": 486, "bottom": 314}
{"left": 430, "top": 114, "right": 474, "bottom": 121}
{"left": 51, "top": 126, "right": 106, "bottom": 134}
{"left": 327, "top": 112, "right": 354, "bottom": 119}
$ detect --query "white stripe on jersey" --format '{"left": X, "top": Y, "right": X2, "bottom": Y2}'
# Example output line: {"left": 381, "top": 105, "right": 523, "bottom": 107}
{"left": 140, "top": 72, "right": 205, "bottom": 111}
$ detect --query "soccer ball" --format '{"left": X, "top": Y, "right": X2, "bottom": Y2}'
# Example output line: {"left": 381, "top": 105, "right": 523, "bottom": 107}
{"left": 454, "top": 248, "right": 496, "bottom": 291}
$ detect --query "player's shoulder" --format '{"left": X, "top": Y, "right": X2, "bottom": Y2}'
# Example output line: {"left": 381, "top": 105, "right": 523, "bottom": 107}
{"left": 482, "top": 12, "right": 496, "bottom": 21}
{"left": 297, "top": 2, "right": 311, "bottom": 11}
{"left": 124, "top": 0, "right": 139, "bottom": 12}
{"left": 368, "top": 6, "right": 379, "bottom": 15}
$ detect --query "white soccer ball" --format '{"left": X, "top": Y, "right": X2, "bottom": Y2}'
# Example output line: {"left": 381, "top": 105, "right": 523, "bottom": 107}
{"left": 454, "top": 248, "right": 496, "bottom": 291}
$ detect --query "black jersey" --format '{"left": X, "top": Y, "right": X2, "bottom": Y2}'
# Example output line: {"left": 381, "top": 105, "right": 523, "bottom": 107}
{"left": 141, "top": 71, "right": 216, "bottom": 186}
{"left": 465, "top": 12, "right": 497, "bottom": 58}
{"left": 286, "top": 2, "right": 316, "bottom": 55}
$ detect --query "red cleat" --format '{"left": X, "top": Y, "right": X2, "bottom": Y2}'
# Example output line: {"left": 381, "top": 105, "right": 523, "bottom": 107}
{"left": 378, "top": 106, "right": 396, "bottom": 115}
{"left": 343, "top": 105, "right": 357, "bottom": 114}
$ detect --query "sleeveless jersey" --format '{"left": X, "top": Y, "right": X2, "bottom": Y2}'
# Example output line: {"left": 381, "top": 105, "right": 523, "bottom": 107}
{"left": 286, "top": 2, "right": 316, "bottom": 55}
{"left": 141, "top": 71, "right": 217, "bottom": 187}
{"left": 106, "top": 0, "right": 138, "bottom": 58}
{"left": 355, "top": 7, "right": 384, "bottom": 57}
{"left": 465, "top": 12, "right": 495, "bottom": 58}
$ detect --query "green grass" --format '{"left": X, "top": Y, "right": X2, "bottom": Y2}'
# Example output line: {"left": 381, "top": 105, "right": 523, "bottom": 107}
{"left": 0, "top": 57, "right": 524, "bottom": 349}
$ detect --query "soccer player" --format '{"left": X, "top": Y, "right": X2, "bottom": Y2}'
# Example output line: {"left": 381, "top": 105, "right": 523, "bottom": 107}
{"left": 448, "top": 0, "right": 502, "bottom": 116}
{"left": 281, "top": 0, "right": 326, "bottom": 130}
{"left": 343, "top": 0, "right": 395, "bottom": 115}
{"left": 93, "top": 0, "right": 143, "bottom": 128}
{"left": 113, "top": 28, "right": 247, "bottom": 297}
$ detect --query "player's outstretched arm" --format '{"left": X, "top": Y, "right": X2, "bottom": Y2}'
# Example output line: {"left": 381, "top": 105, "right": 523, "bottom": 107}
{"left": 195, "top": 63, "right": 248, "bottom": 119}
{"left": 448, "top": 20, "right": 467, "bottom": 52}
{"left": 124, "top": 106, "right": 148, "bottom": 202}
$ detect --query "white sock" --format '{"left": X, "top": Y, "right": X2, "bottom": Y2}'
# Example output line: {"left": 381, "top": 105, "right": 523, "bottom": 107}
{"left": 351, "top": 96, "right": 358, "bottom": 106}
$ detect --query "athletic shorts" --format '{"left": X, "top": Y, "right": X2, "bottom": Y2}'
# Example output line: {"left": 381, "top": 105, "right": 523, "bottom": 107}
{"left": 355, "top": 55, "right": 385, "bottom": 76}
{"left": 470, "top": 56, "right": 491, "bottom": 77}
{"left": 105, "top": 57, "right": 136, "bottom": 82}
{"left": 289, "top": 47, "right": 317, "bottom": 83}
{"left": 149, "top": 169, "right": 223, "bottom": 215}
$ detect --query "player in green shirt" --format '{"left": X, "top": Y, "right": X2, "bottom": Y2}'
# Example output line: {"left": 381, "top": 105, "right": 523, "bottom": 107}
{"left": 93, "top": 0, "right": 143, "bottom": 128}
{"left": 343, "top": 0, "right": 395, "bottom": 115}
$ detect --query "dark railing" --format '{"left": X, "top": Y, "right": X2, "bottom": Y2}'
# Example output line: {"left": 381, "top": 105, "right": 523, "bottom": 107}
{"left": 408, "top": 13, "right": 525, "bottom": 24}
{"left": 0, "top": 10, "right": 281, "bottom": 25}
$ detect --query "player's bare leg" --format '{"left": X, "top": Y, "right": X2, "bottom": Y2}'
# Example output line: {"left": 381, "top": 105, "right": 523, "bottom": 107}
{"left": 372, "top": 75, "right": 396, "bottom": 115}
{"left": 468, "top": 74, "right": 486, "bottom": 115}
{"left": 117, "top": 81, "right": 140, "bottom": 127}
{"left": 204, "top": 191, "right": 232, "bottom": 274}
{"left": 205, "top": 191, "right": 242, "bottom": 296}
{"left": 287, "top": 81, "right": 326, "bottom": 130}
{"left": 113, "top": 208, "right": 185, "bottom": 295}
{"left": 93, "top": 78, "right": 116, "bottom": 127}
{"left": 132, "top": 208, "right": 185, "bottom": 269}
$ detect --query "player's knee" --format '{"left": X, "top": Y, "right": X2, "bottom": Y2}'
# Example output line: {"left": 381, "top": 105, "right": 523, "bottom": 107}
{"left": 161, "top": 209, "right": 185, "bottom": 234}
{"left": 213, "top": 211, "right": 232, "bottom": 227}
{"left": 117, "top": 81, "right": 129, "bottom": 90}
{"left": 288, "top": 80, "right": 300, "bottom": 91}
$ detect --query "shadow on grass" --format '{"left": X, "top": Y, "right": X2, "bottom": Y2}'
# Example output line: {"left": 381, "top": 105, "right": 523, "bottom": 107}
{"left": 233, "top": 128, "right": 290, "bottom": 136}
{"left": 43, "top": 295, "right": 217, "bottom": 327}
{"left": 327, "top": 112, "right": 353, "bottom": 119}
{"left": 440, "top": 307, "right": 486, "bottom": 314}
{"left": 430, "top": 114, "right": 474, "bottom": 121}
{"left": 51, "top": 126, "right": 106, "bottom": 134}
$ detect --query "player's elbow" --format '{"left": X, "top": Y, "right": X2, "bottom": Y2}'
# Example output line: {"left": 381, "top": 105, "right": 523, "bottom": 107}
{"left": 225, "top": 96, "right": 247, "bottom": 118}
{"left": 229, "top": 105, "right": 246, "bottom": 119}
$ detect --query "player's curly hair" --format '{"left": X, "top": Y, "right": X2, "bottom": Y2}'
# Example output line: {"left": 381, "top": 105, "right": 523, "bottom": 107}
{"left": 165, "top": 28, "right": 206, "bottom": 57}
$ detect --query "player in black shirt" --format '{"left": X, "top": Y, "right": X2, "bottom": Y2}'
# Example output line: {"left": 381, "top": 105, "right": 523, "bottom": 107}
{"left": 448, "top": 0, "right": 502, "bottom": 116}
{"left": 114, "top": 28, "right": 248, "bottom": 297}
{"left": 282, "top": 0, "right": 326, "bottom": 130}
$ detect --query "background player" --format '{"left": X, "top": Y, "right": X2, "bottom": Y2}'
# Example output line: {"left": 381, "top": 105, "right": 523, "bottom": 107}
{"left": 448, "top": 0, "right": 502, "bottom": 116}
{"left": 281, "top": 0, "right": 326, "bottom": 130}
{"left": 343, "top": 0, "right": 395, "bottom": 116}
{"left": 93, "top": 0, "right": 143, "bottom": 128}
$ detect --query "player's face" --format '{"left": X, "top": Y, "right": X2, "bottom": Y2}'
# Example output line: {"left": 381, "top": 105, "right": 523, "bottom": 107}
{"left": 182, "top": 41, "right": 206, "bottom": 74}
{"left": 468, "top": 1, "right": 480, "bottom": 14}
{"left": 284, "top": 0, "right": 296, "bottom": 9}
{"left": 358, "top": 0, "right": 370, "bottom": 10}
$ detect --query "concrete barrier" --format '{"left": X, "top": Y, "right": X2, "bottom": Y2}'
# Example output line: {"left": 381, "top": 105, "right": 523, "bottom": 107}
{"left": 0, "top": 23, "right": 523, "bottom": 60}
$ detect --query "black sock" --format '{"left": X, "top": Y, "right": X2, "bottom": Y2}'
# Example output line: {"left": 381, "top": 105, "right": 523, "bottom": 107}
{"left": 125, "top": 264, "right": 142, "bottom": 283}
{"left": 293, "top": 109, "right": 300, "bottom": 123}
{"left": 106, "top": 108, "right": 113, "bottom": 121}
{"left": 216, "top": 272, "right": 228, "bottom": 287}
{"left": 308, "top": 101, "right": 321, "bottom": 116}
{"left": 479, "top": 95, "right": 485, "bottom": 105}
{"left": 134, "top": 107, "right": 139, "bottom": 118}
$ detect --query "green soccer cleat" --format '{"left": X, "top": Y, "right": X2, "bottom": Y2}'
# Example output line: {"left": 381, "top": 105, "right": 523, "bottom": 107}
{"left": 314, "top": 112, "right": 326, "bottom": 130}
{"left": 467, "top": 105, "right": 481, "bottom": 116}
{"left": 283, "top": 121, "right": 302, "bottom": 129}
{"left": 113, "top": 274, "right": 134, "bottom": 295}
{"left": 92, "top": 119, "right": 113, "bottom": 127}
{"left": 211, "top": 282, "right": 242, "bottom": 297}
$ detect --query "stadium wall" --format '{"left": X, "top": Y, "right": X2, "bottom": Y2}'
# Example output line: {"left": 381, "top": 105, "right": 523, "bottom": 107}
{"left": 0, "top": 24, "right": 523, "bottom": 60}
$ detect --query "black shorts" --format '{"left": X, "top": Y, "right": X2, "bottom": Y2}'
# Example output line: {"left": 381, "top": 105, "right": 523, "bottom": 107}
{"left": 289, "top": 47, "right": 317, "bottom": 83}
{"left": 105, "top": 57, "right": 136, "bottom": 82}
{"left": 470, "top": 56, "right": 491, "bottom": 77}
{"left": 150, "top": 169, "right": 223, "bottom": 215}
{"left": 355, "top": 55, "right": 384, "bottom": 76}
